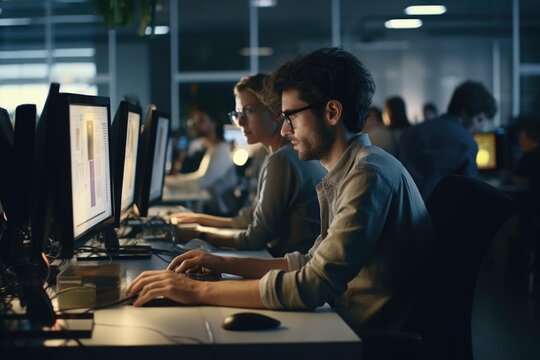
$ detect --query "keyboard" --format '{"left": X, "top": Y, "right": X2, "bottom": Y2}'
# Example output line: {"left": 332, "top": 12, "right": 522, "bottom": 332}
{"left": 185, "top": 271, "right": 223, "bottom": 282}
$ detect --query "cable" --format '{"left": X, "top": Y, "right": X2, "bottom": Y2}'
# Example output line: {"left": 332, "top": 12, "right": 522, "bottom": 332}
{"left": 93, "top": 322, "right": 206, "bottom": 345}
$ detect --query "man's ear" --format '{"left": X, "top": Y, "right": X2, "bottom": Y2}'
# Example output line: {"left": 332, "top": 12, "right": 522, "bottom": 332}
{"left": 326, "top": 100, "right": 343, "bottom": 126}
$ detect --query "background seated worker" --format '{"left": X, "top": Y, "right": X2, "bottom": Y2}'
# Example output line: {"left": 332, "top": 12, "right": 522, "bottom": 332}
{"left": 399, "top": 80, "right": 497, "bottom": 200}
{"left": 171, "top": 74, "right": 326, "bottom": 257}
{"left": 128, "top": 48, "right": 434, "bottom": 335}
{"left": 164, "top": 104, "right": 237, "bottom": 215}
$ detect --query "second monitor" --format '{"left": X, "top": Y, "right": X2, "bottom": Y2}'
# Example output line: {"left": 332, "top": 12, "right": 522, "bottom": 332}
{"left": 135, "top": 107, "right": 171, "bottom": 217}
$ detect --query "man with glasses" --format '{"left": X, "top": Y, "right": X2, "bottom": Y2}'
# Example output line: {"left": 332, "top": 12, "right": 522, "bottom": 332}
{"left": 128, "top": 48, "right": 433, "bottom": 334}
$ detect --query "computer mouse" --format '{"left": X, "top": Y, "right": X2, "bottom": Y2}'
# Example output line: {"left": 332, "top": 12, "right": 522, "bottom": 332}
{"left": 222, "top": 312, "right": 281, "bottom": 331}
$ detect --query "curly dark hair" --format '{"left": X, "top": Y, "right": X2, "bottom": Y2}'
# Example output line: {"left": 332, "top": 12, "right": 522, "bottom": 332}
{"left": 447, "top": 81, "right": 497, "bottom": 119}
{"left": 265, "top": 47, "right": 375, "bottom": 133}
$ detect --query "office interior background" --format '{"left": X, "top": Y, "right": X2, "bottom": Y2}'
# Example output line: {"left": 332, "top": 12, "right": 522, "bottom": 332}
{"left": 1, "top": 1, "right": 540, "bottom": 359}
{"left": 1, "top": 0, "right": 539, "bottom": 131}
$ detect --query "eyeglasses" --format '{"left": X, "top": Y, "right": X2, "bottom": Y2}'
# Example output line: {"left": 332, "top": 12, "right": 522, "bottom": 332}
{"left": 280, "top": 102, "right": 324, "bottom": 131}
{"left": 228, "top": 107, "right": 257, "bottom": 125}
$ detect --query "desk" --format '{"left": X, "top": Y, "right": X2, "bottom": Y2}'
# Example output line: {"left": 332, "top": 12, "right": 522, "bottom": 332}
{"left": 3, "top": 238, "right": 362, "bottom": 359}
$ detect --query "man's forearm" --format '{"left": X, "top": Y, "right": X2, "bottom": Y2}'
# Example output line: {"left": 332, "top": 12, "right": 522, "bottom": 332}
{"left": 197, "top": 279, "right": 265, "bottom": 308}
{"left": 221, "top": 256, "right": 288, "bottom": 279}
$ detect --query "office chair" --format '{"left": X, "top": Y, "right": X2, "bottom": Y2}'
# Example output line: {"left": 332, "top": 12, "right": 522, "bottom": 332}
{"left": 411, "top": 174, "right": 516, "bottom": 360}
{"left": 356, "top": 329, "right": 422, "bottom": 360}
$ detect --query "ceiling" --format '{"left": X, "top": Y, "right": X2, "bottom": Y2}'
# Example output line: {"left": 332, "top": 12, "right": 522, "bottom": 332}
{"left": 1, "top": 0, "right": 539, "bottom": 45}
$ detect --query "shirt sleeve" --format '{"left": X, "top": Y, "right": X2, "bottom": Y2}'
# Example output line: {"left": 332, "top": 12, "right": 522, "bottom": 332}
{"left": 198, "top": 142, "right": 234, "bottom": 189}
{"left": 259, "top": 168, "right": 393, "bottom": 310}
{"left": 233, "top": 152, "right": 296, "bottom": 250}
{"left": 231, "top": 203, "right": 256, "bottom": 228}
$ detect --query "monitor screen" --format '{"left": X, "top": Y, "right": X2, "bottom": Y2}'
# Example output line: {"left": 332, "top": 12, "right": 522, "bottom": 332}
{"left": 474, "top": 133, "right": 497, "bottom": 170}
{"left": 149, "top": 116, "right": 169, "bottom": 202}
{"left": 51, "top": 93, "right": 114, "bottom": 258}
{"left": 69, "top": 103, "right": 113, "bottom": 239}
{"left": 120, "top": 110, "right": 141, "bottom": 213}
{"left": 135, "top": 109, "right": 170, "bottom": 217}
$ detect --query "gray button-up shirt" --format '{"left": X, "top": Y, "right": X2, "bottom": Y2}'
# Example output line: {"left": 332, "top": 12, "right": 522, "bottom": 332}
{"left": 231, "top": 143, "right": 326, "bottom": 256}
{"left": 259, "top": 133, "right": 433, "bottom": 332}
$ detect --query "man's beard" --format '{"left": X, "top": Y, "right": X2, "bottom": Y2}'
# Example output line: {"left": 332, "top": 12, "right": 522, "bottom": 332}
{"left": 295, "top": 120, "right": 336, "bottom": 161}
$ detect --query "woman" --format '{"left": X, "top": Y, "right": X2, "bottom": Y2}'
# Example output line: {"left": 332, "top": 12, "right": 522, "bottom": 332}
{"left": 381, "top": 96, "right": 411, "bottom": 159}
{"left": 171, "top": 74, "right": 326, "bottom": 256}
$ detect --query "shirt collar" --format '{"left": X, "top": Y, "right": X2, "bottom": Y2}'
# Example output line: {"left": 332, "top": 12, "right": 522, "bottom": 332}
{"left": 324, "top": 132, "right": 371, "bottom": 185}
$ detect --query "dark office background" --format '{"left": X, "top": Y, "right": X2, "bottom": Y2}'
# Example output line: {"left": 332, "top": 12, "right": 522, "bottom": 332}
{"left": 1, "top": 0, "right": 539, "bottom": 130}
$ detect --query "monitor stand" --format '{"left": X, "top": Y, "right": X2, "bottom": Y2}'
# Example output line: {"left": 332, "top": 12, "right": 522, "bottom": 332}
{"left": 76, "top": 227, "right": 152, "bottom": 261}
{"left": 1, "top": 312, "right": 94, "bottom": 339}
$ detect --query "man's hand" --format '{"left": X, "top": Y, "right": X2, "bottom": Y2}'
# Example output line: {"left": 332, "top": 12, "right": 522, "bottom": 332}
{"left": 171, "top": 212, "right": 202, "bottom": 224}
{"left": 126, "top": 270, "right": 201, "bottom": 307}
{"left": 168, "top": 250, "right": 227, "bottom": 274}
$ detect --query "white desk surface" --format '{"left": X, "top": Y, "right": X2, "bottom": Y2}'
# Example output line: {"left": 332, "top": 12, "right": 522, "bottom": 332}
{"left": 7, "top": 227, "right": 362, "bottom": 359}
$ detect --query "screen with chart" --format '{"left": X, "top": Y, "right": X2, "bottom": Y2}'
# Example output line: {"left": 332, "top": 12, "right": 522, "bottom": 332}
{"left": 69, "top": 104, "right": 113, "bottom": 239}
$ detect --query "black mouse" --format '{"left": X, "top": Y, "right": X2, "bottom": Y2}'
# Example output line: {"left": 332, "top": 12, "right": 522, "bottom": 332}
{"left": 222, "top": 312, "right": 281, "bottom": 331}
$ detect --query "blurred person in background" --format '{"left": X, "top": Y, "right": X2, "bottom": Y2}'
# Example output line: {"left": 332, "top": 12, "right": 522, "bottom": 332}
{"left": 400, "top": 80, "right": 497, "bottom": 200}
{"left": 381, "top": 96, "right": 411, "bottom": 159}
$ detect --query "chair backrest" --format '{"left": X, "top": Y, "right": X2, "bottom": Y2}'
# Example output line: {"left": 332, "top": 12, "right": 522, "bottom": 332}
{"left": 413, "top": 175, "right": 516, "bottom": 360}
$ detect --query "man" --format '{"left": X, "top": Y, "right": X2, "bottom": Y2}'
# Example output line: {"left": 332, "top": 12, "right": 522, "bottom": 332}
{"left": 127, "top": 48, "right": 433, "bottom": 334}
{"left": 400, "top": 81, "right": 497, "bottom": 200}
{"left": 165, "top": 104, "right": 237, "bottom": 214}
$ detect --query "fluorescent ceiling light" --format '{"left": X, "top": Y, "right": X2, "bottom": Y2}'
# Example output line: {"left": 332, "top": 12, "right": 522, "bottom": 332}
{"left": 0, "top": 48, "right": 95, "bottom": 60}
{"left": 239, "top": 47, "right": 274, "bottom": 56}
{"left": 385, "top": 19, "right": 423, "bottom": 29}
{"left": 145, "top": 26, "right": 170, "bottom": 35}
{"left": 0, "top": 18, "right": 32, "bottom": 26}
{"left": 251, "top": 0, "right": 277, "bottom": 7}
{"left": 405, "top": 5, "right": 447, "bottom": 15}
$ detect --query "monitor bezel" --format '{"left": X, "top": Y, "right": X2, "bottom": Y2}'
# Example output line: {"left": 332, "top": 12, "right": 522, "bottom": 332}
{"left": 53, "top": 93, "right": 115, "bottom": 258}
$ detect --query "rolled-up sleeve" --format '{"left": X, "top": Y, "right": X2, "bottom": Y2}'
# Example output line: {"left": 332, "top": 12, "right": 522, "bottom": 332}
{"left": 260, "top": 169, "right": 393, "bottom": 310}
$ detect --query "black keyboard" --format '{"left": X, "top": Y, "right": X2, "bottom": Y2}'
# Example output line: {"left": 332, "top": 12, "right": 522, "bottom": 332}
{"left": 185, "top": 271, "right": 223, "bottom": 282}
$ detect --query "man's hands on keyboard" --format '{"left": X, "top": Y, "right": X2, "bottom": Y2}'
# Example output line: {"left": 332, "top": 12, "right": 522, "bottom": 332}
{"left": 167, "top": 250, "right": 226, "bottom": 275}
{"left": 184, "top": 271, "right": 223, "bottom": 281}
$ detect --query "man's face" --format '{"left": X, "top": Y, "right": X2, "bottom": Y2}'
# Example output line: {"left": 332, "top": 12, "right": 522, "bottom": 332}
{"left": 189, "top": 111, "right": 214, "bottom": 137}
{"left": 280, "top": 89, "right": 335, "bottom": 161}
{"left": 466, "top": 112, "right": 490, "bottom": 134}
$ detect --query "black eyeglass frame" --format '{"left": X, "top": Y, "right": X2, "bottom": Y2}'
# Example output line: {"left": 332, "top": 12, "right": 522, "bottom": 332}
{"left": 280, "top": 102, "right": 325, "bottom": 130}
{"left": 228, "top": 107, "right": 257, "bottom": 125}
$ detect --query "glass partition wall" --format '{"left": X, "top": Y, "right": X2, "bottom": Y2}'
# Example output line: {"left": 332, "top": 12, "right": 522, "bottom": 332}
{"left": 1, "top": 0, "right": 538, "bottom": 128}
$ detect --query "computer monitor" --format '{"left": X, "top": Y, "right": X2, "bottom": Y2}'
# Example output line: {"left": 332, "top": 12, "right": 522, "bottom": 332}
{"left": 0, "top": 107, "right": 14, "bottom": 214}
{"left": 111, "top": 101, "right": 142, "bottom": 227}
{"left": 474, "top": 129, "right": 504, "bottom": 173}
{"left": 0, "top": 107, "right": 15, "bottom": 264}
{"left": 12, "top": 104, "right": 37, "bottom": 228}
{"left": 475, "top": 133, "right": 497, "bottom": 170}
{"left": 30, "top": 83, "right": 59, "bottom": 262}
{"left": 135, "top": 108, "right": 170, "bottom": 217}
{"left": 52, "top": 93, "right": 115, "bottom": 259}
